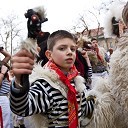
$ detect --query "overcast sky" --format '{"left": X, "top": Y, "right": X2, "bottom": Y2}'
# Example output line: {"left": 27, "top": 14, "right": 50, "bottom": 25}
{"left": 0, "top": 0, "right": 108, "bottom": 33}
{"left": 0, "top": 0, "right": 127, "bottom": 38}
{"left": 0, "top": 0, "right": 127, "bottom": 54}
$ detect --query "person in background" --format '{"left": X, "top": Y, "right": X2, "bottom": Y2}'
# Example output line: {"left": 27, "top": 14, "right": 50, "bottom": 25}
{"left": 106, "top": 48, "right": 114, "bottom": 70}
{"left": 87, "top": 38, "right": 109, "bottom": 87}
{"left": 106, "top": 48, "right": 113, "bottom": 62}
{"left": 0, "top": 47, "right": 11, "bottom": 67}
{"left": 75, "top": 49, "right": 92, "bottom": 90}
{"left": 75, "top": 38, "right": 92, "bottom": 89}
{"left": 0, "top": 48, "right": 13, "bottom": 128}
{"left": 10, "top": 30, "right": 95, "bottom": 128}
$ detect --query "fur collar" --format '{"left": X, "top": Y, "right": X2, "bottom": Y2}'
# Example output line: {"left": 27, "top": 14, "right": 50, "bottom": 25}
{"left": 29, "top": 64, "right": 86, "bottom": 97}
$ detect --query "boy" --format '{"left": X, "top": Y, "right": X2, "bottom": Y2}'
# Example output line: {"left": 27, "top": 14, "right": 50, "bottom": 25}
{"left": 10, "top": 30, "right": 95, "bottom": 128}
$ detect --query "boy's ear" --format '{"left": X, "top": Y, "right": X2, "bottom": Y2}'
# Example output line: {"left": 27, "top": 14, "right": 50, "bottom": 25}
{"left": 45, "top": 50, "right": 52, "bottom": 60}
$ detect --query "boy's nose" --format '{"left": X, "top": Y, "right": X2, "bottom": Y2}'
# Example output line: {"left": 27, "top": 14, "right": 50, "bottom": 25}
{"left": 67, "top": 48, "right": 72, "bottom": 55}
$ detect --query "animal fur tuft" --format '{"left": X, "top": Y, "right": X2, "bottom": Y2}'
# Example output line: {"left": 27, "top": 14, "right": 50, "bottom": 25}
{"left": 103, "top": 1, "right": 126, "bottom": 38}
{"left": 33, "top": 6, "right": 47, "bottom": 21}
{"left": 20, "top": 38, "right": 38, "bottom": 56}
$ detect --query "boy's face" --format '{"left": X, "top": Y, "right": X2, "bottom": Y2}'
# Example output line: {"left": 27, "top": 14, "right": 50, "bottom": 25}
{"left": 46, "top": 38, "right": 77, "bottom": 72}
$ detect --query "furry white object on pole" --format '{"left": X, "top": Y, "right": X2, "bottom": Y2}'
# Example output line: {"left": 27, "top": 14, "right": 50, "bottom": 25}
{"left": 33, "top": 6, "right": 47, "bottom": 21}
{"left": 103, "top": 1, "right": 126, "bottom": 38}
{"left": 20, "top": 38, "right": 38, "bottom": 56}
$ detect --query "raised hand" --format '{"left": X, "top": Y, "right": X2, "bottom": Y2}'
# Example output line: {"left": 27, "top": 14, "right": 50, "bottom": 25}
{"left": 11, "top": 49, "right": 35, "bottom": 84}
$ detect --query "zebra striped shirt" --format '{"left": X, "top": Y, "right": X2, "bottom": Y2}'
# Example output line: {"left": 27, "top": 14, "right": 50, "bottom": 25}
{"left": 10, "top": 78, "right": 94, "bottom": 128}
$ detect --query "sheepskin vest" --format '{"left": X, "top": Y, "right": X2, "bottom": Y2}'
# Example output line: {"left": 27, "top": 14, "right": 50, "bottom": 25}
{"left": 109, "top": 32, "right": 128, "bottom": 107}
{"left": 28, "top": 64, "right": 86, "bottom": 128}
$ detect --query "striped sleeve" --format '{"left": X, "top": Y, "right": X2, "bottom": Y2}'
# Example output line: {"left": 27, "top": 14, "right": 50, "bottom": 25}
{"left": 81, "top": 91, "right": 95, "bottom": 118}
{"left": 85, "top": 97, "right": 95, "bottom": 118}
{"left": 88, "top": 67, "right": 92, "bottom": 77}
{"left": 10, "top": 79, "right": 53, "bottom": 117}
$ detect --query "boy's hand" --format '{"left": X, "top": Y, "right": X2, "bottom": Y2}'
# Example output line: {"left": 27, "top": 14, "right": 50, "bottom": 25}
{"left": 11, "top": 49, "right": 35, "bottom": 82}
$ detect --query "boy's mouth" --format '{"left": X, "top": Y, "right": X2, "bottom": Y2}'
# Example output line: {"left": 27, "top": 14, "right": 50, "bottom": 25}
{"left": 65, "top": 58, "right": 73, "bottom": 63}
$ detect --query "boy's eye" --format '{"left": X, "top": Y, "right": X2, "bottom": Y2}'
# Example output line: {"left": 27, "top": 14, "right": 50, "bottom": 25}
{"left": 59, "top": 47, "right": 65, "bottom": 50}
{"left": 71, "top": 47, "right": 76, "bottom": 52}
{"left": 58, "top": 46, "right": 76, "bottom": 51}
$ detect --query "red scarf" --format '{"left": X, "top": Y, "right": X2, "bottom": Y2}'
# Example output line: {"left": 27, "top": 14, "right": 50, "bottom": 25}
{"left": 0, "top": 106, "right": 3, "bottom": 128}
{"left": 44, "top": 61, "right": 79, "bottom": 128}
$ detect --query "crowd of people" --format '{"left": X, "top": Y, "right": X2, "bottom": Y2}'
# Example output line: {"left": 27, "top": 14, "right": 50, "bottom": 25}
{"left": 0, "top": 1, "right": 128, "bottom": 128}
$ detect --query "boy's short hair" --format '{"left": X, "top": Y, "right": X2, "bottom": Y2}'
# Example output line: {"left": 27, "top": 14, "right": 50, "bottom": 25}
{"left": 91, "top": 38, "right": 97, "bottom": 42}
{"left": 47, "top": 30, "right": 77, "bottom": 51}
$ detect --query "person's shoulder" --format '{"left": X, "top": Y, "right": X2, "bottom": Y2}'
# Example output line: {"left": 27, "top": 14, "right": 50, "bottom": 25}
{"left": 35, "top": 78, "right": 48, "bottom": 83}
{"left": 99, "top": 46, "right": 105, "bottom": 49}
{"left": 99, "top": 46, "right": 106, "bottom": 52}
{"left": 31, "top": 78, "right": 51, "bottom": 88}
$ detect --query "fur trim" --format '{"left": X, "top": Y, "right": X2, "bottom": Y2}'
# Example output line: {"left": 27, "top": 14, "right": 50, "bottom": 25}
{"left": 81, "top": 92, "right": 116, "bottom": 128}
{"left": 20, "top": 38, "right": 38, "bottom": 56}
{"left": 103, "top": 1, "right": 126, "bottom": 38}
{"left": 33, "top": 6, "right": 47, "bottom": 21}
{"left": 26, "top": 114, "right": 48, "bottom": 128}
{"left": 122, "top": 2, "right": 128, "bottom": 25}
{"left": 81, "top": 32, "right": 128, "bottom": 128}
{"left": 81, "top": 77, "right": 116, "bottom": 128}
{"left": 109, "top": 32, "right": 128, "bottom": 111}
{"left": 30, "top": 64, "right": 86, "bottom": 94}
{"left": 85, "top": 77, "right": 110, "bottom": 97}
{"left": 28, "top": 64, "right": 86, "bottom": 128}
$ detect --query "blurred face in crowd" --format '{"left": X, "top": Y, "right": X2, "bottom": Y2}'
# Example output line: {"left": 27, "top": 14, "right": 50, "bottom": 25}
{"left": 91, "top": 39, "right": 98, "bottom": 48}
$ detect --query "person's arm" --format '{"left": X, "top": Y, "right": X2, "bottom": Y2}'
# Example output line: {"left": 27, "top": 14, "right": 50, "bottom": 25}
{"left": 0, "top": 65, "right": 8, "bottom": 86}
{"left": 81, "top": 50, "right": 92, "bottom": 67}
{"left": 11, "top": 49, "right": 34, "bottom": 89}
{"left": 82, "top": 90, "right": 95, "bottom": 119}
{"left": 0, "top": 73, "right": 4, "bottom": 86}
{"left": 0, "top": 49, "right": 11, "bottom": 64}
{"left": 10, "top": 78, "right": 51, "bottom": 117}
{"left": 94, "top": 47, "right": 104, "bottom": 63}
{"left": 81, "top": 50, "right": 92, "bottom": 79}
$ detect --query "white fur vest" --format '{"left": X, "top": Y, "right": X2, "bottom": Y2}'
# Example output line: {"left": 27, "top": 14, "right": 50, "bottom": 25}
{"left": 27, "top": 64, "right": 86, "bottom": 128}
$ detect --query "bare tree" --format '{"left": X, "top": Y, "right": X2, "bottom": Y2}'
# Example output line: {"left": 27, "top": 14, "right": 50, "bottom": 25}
{"left": 72, "top": 14, "right": 89, "bottom": 32}
{"left": 88, "top": 10, "right": 100, "bottom": 39}
{"left": 0, "top": 14, "right": 22, "bottom": 55}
